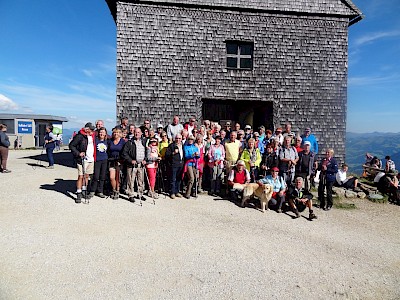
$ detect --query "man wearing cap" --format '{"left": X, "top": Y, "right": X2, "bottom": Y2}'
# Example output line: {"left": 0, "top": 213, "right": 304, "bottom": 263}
{"left": 155, "top": 124, "right": 164, "bottom": 141}
{"left": 244, "top": 125, "right": 252, "bottom": 140}
{"left": 227, "top": 160, "right": 251, "bottom": 202}
{"left": 121, "top": 127, "right": 149, "bottom": 202}
{"left": 301, "top": 128, "right": 319, "bottom": 155}
{"left": 258, "top": 166, "right": 286, "bottom": 212}
{"left": 295, "top": 141, "right": 318, "bottom": 191}
{"left": 272, "top": 127, "right": 284, "bottom": 146}
{"left": 69, "top": 122, "right": 97, "bottom": 203}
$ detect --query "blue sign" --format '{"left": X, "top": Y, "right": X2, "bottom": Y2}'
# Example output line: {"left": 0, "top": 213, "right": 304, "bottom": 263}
{"left": 18, "top": 121, "right": 33, "bottom": 134}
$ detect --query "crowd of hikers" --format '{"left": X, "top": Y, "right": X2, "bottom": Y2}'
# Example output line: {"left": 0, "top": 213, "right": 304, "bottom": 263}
{"left": 64, "top": 115, "right": 338, "bottom": 219}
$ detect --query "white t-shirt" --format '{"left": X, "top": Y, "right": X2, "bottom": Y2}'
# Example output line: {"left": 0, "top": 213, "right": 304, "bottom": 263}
{"left": 85, "top": 135, "right": 94, "bottom": 163}
{"left": 336, "top": 169, "right": 347, "bottom": 185}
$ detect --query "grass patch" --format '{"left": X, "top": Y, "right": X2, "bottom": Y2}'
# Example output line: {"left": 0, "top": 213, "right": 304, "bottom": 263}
{"left": 334, "top": 202, "right": 357, "bottom": 210}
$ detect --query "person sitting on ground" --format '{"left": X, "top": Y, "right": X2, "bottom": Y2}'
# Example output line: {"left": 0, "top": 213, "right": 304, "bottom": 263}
{"left": 336, "top": 163, "right": 361, "bottom": 192}
{"left": 370, "top": 156, "right": 382, "bottom": 169}
{"left": 240, "top": 137, "right": 261, "bottom": 182}
{"left": 385, "top": 156, "right": 396, "bottom": 173}
{"left": 227, "top": 160, "right": 251, "bottom": 203}
{"left": 258, "top": 166, "right": 286, "bottom": 212}
{"left": 69, "top": 122, "right": 96, "bottom": 203}
{"left": 287, "top": 177, "right": 317, "bottom": 220}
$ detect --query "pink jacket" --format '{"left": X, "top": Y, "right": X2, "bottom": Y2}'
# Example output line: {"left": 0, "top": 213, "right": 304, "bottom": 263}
{"left": 208, "top": 144, "right": 225, "bottom": 168}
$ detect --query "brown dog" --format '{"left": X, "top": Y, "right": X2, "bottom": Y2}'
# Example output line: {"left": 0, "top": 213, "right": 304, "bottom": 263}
{"left": 241, "top": 183, "right": 273, "bottom": 212}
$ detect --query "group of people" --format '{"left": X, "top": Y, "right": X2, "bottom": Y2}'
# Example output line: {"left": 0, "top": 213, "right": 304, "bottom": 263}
{"left": 64, "top": 116, "right": 343, "bottom": 219}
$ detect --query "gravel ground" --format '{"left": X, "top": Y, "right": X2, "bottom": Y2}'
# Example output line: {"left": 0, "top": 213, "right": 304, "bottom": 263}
{"left": 1, "top": 149, "right": 399, "bottom": 300}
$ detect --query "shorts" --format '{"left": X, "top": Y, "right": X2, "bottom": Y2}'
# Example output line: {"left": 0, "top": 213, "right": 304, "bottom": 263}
{"left": 77, "top": 161, "right": 94, "bottom": 176}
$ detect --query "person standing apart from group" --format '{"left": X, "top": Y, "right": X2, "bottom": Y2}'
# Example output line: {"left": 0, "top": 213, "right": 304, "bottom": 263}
{"left": 44, "top": 124, "right": 56, "bottom": 169}
{"left": 0, "top": 124, "right": 11, "bottom": 173}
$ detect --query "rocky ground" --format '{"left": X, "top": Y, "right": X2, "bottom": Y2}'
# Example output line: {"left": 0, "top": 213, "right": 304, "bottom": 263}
{"left": 1, "top": 149, "right": 399, "bottom": 299}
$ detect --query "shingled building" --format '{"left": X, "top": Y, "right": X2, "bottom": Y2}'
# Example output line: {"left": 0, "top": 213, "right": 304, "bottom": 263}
{"left": 105, "top": 0, "right": 362, "bottom": 161}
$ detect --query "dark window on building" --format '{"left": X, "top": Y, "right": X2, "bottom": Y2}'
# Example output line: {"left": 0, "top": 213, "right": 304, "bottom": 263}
{"left": 0, "top": 119, "right": 15, "bottom": 133}
{"left": 226, "top": 41, "right": 254, "bottom": 70}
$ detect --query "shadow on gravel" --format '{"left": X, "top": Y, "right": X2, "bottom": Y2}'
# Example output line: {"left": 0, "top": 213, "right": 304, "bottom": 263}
{"left": 40, "top": 178, "right": 77, "bottom": 202}
{"left": 21, "top": 151, "right": 76, "bottom": 169}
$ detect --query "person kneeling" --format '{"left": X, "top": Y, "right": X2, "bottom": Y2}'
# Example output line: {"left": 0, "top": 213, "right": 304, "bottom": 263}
{"left": 258, "top": 166, "right": 286, "bottom": 213}
{"left": 227, "top": 160, "right": 250, "bottom": 203}
{"left": 288, "top": 177, "right": 317, "bottom": 220}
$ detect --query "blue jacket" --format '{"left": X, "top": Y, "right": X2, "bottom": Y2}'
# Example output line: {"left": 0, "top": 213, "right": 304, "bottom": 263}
{"left": 184, "top": 143, "right": 200, "bottom": 167}
{"left": 320, "top": 157, "right": 338, "bottom": 183}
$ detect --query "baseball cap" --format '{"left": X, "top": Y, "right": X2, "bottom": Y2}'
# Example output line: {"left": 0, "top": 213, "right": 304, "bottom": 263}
{"left": 157, "top": 123, "right": 163, "bottom": 128}
{"left": 304, "top": 141, "right": 311, "bottom": 146}
{"left": 245, "top": 125, "right": 251, "bottom": 130}
{"left": 84, "top": 122, "right": 95, "bottom": 130}
{"left": 271, "top": 166, "right": 279, "bottom": 172}
{"left": 225, "top": 121, "right": 231, "bottom": 126}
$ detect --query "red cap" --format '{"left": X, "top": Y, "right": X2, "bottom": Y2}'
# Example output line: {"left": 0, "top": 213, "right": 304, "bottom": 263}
{"left": 271, "top": 167, "right": 279, "bottom": 172}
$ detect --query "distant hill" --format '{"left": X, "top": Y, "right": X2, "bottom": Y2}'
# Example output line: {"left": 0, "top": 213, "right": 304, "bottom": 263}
{"left": 63, "top": 128, "right": 80, "bottom": 144}
{"left": 345, "top": 132, "right": 400, "bottom": 175}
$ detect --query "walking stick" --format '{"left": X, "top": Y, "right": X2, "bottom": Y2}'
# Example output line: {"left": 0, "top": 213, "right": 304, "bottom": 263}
{"left": 143, "top": 167, "right": 156, "bottom": 205}
{"left": 193, "top": 157, "right": 198, "bottom": 199}
{"left": 132, "top": 163, "right": 143, "bottom": 207}
{"left": 82, "top": 157, "right": 89, "bottom": 204}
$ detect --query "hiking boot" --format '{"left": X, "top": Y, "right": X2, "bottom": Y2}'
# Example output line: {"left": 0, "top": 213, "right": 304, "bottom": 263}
{"left": 75, "top": 193, "right": 82, "bottom": 204}
{"left": 1, "top": 169, "right": 11, "bottom": 173}
{"left": 88, "top": 192, "right": 95, "bottom": 199}
{"left": 96, "top": 192, "right": 105, "bottom": 198}
{"left": 170, "top": 194, "right": 176, "bottom": 199}
{"left": 294, "top": 209, "right": 300, "bottom": 218}
{"left": 45, "top": 166, "right": 54, "bottom": 169}
{"left": 354, "top": 187, "right": 362, "bottom": 192}
{"left": 140, "top": 195, "right": 146, "bottom": 201}
{"left": 176, "top": 193, "right": 183, "bottom": 198}
{"left": 277, "top": 208, "right": 283, "bottom": 213}
{"left": 184, "top": 194, "right": 191, "bottom": 199}
{"left": 309, "top": 211, "right": 318, "bottom": 220}
{"left": 129, "top": 196, "right": 135, "bottom": 203}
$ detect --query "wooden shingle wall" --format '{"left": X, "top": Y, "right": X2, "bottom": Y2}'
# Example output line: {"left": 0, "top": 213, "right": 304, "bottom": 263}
{"left": 116, "top": 3, "right": 349, "bottom": 162}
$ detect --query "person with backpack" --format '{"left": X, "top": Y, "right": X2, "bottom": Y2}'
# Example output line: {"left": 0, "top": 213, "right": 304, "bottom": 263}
{"left": 278, "top": 136, "right": 299, "bottom": 187}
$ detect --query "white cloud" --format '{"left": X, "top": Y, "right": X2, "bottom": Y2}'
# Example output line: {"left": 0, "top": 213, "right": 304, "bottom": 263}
{"left": 82, "top": 69, "right": 93, "bottom": 77}
{"left": 353, "top": 30, "right": 400, "bottom": 47}
{"left": 348, "top": 73, "right": 400, "bottom": 86}
{"left": 0, "top": 94, "right": 19, "bottom": 111}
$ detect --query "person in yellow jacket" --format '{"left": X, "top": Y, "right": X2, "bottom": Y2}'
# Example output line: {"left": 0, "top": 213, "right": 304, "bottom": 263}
{"left": 240, "top": 138, "right": 261, "bottom": 182}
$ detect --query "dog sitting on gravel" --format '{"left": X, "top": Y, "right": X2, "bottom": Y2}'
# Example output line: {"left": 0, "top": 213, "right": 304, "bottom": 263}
{"left": 240, "top": 183, "right": 273, "bottom": 212}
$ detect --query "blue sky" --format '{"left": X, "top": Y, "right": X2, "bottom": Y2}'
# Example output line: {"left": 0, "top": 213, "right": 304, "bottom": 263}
{"left": 0, "top": 0, "right": 399, "bottom": 132}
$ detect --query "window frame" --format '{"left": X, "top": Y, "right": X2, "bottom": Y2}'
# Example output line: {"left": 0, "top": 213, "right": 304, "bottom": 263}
{"left": 225, "top": 40, "right": 254, "bottom": 70}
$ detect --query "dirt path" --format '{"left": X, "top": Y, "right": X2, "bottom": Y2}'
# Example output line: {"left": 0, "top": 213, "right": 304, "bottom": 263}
{"left": 1, "top": 149, "right": 399, "bottom": 299}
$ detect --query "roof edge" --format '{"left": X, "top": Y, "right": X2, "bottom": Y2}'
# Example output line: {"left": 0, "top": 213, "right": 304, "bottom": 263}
{"left": 106, "top": 0, "right": 363, "bottom": 24}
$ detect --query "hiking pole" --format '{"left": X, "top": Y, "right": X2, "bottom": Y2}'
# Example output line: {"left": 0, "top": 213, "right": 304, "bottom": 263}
{"left": 156, "top": 163, "right": 166, "bottom": 199}
{"left": 132, "top": 164, "right": 142, "bottom": 207}
{"left": 143, "top": 167, "right": 155, "bottom": 205}
{"left": 82, "top": 157, "right": 89, "bottom": 204}
{"left": 193, "top": 157, "right": 198, "bottom": 199}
